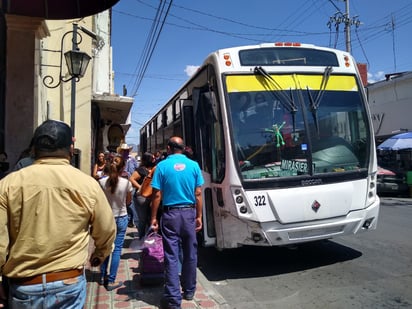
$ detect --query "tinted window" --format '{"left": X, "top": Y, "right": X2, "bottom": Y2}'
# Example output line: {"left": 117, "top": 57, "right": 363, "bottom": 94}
{"left": 227, "top": 74, "right": 369, "bottom": 181}
{"left": 239, "top": 48, "right": 339, "bottom": 67}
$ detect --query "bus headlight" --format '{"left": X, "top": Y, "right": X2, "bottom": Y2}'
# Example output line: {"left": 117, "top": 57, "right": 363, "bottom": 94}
{"left": 232, "top": 186, "right": 250, "bottom": 215}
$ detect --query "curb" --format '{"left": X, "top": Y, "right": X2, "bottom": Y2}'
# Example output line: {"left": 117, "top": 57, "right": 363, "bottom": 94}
{"left": 197, "top": 268, "right": 230, "bottom": 309}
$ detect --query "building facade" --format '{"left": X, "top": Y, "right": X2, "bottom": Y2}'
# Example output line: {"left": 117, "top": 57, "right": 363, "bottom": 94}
{"left": 0, "top": 2, "right": 132, "bottom": 175}
{"left": 367, "top": 71, "right": 412, "bottom": 143}
{"left": 368, "top": 71, "right": 412, "bottom": 176}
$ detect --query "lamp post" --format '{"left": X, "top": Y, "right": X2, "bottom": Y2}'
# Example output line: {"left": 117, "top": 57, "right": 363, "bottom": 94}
{"left": 42, "top": 23, "right": 92, "bottom": 137}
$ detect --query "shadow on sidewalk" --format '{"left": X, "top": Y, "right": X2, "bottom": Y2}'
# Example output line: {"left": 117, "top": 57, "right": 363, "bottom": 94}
{"left": 86, "top": 227, "right": 165, "bottom": 308}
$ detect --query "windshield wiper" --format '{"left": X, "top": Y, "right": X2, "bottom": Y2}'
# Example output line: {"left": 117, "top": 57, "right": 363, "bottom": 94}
{"left": 254, "top": 66, "right": 298, "bottom": 132}
{"left": 254, "top": 66, "right": 298, "bottom": 113}
{"left": 307, "top": 66, "right": 333, "bottom": 136}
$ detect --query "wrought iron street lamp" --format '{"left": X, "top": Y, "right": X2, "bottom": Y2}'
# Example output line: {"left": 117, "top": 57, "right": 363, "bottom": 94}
{"left": 43, "top": 23, "right": 104, "bottom": 148}
{"left": 42, "top": 23, "right": 99, "bottom": 167}
{"left": 64, "top": 49, "right": 91, "bottom": 79}
{"left": 42, "top": 23, "right": 91, "bottom": 89}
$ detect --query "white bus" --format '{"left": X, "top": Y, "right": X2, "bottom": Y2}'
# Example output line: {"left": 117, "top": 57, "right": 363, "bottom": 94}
{"left": 139, "top": 42, "right": 380, "bottom": 250}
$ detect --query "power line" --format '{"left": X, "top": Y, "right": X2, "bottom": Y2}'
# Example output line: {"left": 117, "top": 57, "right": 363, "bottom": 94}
{"left": 114, "top": 1, "right": 412, "bottom": 56}
{"left": 269, "top": 0, "right": 321, "bottom": 42}
{"left": 114, "top": 4, "right": 332, "bottom": 42}
{"left": 116, "top": 71, "right": 186, "bottom": 81}
{"left": 128, "top": 0, "right": 173, "bottom": 97}
{"left": 354, "top": 26, "right": 369, "bottom": 68}
{"left": 353, "top": 4, "right": 412, "bottom": 48}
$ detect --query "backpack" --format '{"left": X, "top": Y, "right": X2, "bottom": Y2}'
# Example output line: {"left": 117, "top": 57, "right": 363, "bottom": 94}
{"left": 140, "top": 232, "right": 164, "bottom": 274}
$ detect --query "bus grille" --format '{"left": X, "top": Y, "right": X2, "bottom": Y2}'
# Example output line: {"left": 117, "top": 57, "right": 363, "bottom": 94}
{"left": 288, "top": 225, "right": 345, "bottom": 240}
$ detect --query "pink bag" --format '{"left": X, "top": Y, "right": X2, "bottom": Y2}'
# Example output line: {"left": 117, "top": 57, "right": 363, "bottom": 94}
{"left": 140, "top": 232, "right": 164, "bottom": 274}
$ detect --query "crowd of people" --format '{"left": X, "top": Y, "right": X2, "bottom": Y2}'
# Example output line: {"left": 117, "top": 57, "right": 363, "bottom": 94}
{"left": 0, "top": 119, "right": 204, "bottom": 309}
{"left": 89, "top": 138, "right": 204, "bottom": 309}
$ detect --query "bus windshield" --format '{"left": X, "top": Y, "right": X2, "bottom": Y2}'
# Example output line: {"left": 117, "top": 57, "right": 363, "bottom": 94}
{"left": 226, "top": 73, "right": 370, "bottom": 180}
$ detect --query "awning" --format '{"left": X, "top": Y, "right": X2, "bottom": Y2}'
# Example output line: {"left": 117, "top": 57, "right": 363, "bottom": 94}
{"left": 1, "top": 0, "right": 120, "bottom": 19}
{"left": 92, "top": 93, "right": 133, "bottom": 127}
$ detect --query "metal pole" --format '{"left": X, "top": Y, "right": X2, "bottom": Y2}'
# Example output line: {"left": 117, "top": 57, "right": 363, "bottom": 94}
{"left": 70, "top": 23, "right": 78, "bottom": 167}
{"left": 345, "top": 0, "right": 351, "bottom": 53}
{"left": 71, "top": 23, "right": 78, "bottom": 137}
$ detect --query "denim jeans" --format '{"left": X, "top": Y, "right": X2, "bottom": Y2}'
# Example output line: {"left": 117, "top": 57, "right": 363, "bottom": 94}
{"left": 8, "top": 273, "right": 86, "bottom": 309}
{"left": 100, "top": 215, "right": 128, "bottom": 283}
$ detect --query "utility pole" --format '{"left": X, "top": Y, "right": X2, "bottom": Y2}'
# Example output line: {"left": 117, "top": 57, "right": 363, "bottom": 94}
{"left": 344, "top": 0, "right": 351, "bottom": 53}
{"left": 328, "top": 0, "right": 361, "bottom": 53}
{"left": 391, "top": 14, "right": 397, "bottom": 71}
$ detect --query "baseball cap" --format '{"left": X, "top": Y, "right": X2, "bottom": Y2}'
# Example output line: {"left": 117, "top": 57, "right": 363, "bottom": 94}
{"left": 33, "top": 120, "right": 73, "bottom": 151}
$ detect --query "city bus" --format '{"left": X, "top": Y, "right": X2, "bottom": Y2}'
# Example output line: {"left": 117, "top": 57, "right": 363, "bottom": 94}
{"left": 139, "top": 42, "right": 380, "bottom": 250}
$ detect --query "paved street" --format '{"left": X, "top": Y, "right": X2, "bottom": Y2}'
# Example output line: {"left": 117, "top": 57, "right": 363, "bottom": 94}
{"left": 197, "top": 197, "right": 412, "bottom": 309}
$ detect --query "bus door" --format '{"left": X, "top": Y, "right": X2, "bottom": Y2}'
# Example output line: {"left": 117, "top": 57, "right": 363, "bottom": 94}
{"left": 181, "top": 96, "right": 217, "bottom": 247}
{"left": 184, "top": 86, "right": 223, "bottom": 247}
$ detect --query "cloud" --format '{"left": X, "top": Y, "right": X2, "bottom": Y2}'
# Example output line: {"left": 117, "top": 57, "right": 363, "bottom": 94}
{"left": 184, "top": 65, "right": 199, "bottom": 77}
{"left": 367, "top": 71, "right": 386, "bottom": 84}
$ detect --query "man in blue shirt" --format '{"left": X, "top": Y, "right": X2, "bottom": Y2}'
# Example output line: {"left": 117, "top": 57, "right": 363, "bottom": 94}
{"left": 150, "top": 136, "right": 204, "bottom": 309}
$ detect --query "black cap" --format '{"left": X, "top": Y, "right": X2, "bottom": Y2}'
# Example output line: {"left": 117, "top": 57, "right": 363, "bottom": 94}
{"left": 33, "top": 120, "right": 73, "bottom": 152}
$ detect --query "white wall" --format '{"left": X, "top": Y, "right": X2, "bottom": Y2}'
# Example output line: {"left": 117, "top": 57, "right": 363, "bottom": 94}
{"left": 93, "top": 11, "right": 112, "bottom": 94}
{"left": 368, "top": 72, "right": 412, "bottom": 137}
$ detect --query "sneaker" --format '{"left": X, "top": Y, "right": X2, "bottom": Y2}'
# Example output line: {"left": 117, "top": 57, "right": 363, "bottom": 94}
{"left": 105, "top": 281, "right": 123, "bottom": 291}
{"left": 183, "top": 292, "right": 194, "bottom": 301}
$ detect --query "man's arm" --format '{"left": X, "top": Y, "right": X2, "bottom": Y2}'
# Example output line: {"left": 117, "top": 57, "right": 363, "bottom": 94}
{"left": 89, "top": 190, "right": 116, "bottom": 266}
{"left": 126, "top": 190, "right": 132, "bottom": 208}
{"left": 92, "top": 164, "right": 98, "bottom": 179}
{"left": 150, "top": 189, "right": 161, "bottom": 232}
{"left": 0, "top": 228, "right": 7, "bottom": 306}
{"left": 129, "top": 170, "right": 141, "bottom": 190}
{"left": 0, "top": 188, "right": 9, "bottom": 306}
{"left": 194, "top": 186, "right": 203, "bottom": 232}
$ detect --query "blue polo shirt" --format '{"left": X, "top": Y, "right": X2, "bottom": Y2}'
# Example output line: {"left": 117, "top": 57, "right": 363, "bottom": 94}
{"left": 151, "top": 154, "right": 204, "bottom": 207}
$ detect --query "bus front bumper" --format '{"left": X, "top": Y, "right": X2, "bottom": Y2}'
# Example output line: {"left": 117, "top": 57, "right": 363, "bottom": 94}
{"left": 242, "top": 197, "right": 380, "bottom": 247}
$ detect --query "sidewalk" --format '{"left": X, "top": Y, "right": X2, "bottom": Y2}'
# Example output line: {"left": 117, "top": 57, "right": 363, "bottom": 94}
{"left": 85, "top": 227, "right": 228, "bottom": 308}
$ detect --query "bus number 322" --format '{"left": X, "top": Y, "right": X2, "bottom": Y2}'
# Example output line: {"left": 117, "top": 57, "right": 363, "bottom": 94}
{"left": 254, "top": 195, "right": 266, "bottom": 206}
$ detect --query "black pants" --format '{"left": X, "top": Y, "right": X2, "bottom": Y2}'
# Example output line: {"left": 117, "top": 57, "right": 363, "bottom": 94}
{"left": 1, "top": 275, "right": 9, "bottom": 308}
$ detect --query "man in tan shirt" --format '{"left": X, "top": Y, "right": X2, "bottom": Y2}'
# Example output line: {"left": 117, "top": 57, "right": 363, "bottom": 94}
{"left": 0, "top": 120, "right": 116, "bottom": 308}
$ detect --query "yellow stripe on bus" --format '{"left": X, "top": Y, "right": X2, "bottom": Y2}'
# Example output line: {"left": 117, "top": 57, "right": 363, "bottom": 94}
{"left": 226, "top": 74, "right": 358, "bottom": 92}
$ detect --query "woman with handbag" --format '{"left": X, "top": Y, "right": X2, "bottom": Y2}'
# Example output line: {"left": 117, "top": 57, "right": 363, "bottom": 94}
{"left": 129, "top": 152, "right": 156, "bottom": 239}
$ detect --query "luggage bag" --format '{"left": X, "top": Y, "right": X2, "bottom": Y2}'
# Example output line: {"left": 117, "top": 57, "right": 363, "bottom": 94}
{"left": 139, "top": 231, "right": 164, "bottom": 285}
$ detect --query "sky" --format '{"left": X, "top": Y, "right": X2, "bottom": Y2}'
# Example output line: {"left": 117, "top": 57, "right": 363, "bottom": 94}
{"left": 111, "top": 0, "right": 412, "bottom": 146}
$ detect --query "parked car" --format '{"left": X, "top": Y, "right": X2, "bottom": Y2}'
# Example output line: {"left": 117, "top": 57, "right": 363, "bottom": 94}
{"left": 377, "top": 166, "right": 409, "bottom": 196}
